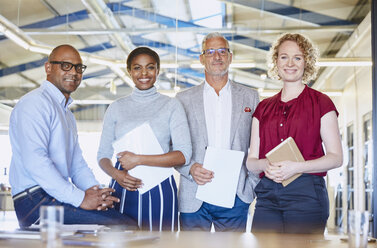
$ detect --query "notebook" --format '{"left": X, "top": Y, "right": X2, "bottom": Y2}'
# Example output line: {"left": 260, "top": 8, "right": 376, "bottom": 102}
{"left": 265, "top": 137, "right": 304, "bottom": 186}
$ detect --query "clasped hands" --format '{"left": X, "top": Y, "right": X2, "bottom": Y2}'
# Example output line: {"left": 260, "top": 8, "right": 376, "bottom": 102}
{"left": 264, "top": 160, "right": 298, "bottom": 183}
{"left": 115, "top": 151, "right": 143, "bottom": 191}
{"left": 80, "top": 185, "right": 120, "bottom": 211}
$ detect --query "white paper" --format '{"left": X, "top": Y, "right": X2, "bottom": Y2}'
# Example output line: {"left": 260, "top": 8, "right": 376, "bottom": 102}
{"left": 195, "top": 147, "right": 244, "bottom": 208}
{"left": 112, "top": 123, "right": 173, "bottom": 194}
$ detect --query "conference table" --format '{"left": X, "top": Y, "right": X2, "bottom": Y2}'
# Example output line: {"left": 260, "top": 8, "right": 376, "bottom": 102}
{"left": 0, "top": 231, "right": 376, "bottom": 248}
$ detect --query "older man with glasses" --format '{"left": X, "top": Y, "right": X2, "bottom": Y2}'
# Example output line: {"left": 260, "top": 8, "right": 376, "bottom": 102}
{"left": 9, "top": 44, "right": 137, "bottom": 229}
{"left": 176, "top": 33, "right": 260, "bottom": 232}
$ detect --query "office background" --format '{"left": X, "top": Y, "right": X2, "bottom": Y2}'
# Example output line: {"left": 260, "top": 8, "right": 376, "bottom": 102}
{"left": 0, "top": 0, "right": 376, "bottom": 236}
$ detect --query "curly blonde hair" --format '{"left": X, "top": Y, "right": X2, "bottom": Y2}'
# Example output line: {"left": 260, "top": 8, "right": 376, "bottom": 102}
{"left": 267, "top": 33, "right": 319, "bottom": 82}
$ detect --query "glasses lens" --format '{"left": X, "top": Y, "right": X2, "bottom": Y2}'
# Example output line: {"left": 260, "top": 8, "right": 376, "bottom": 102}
{"left": 76, "top": 65, "right": 86, "bottom": 73}
{"left": 204, "top": 48, "right": 228, "bottom": 56}
{"left": 61, "top": 62, "right": 73, "bottom": 71}
{"left": 218, "top": 48, "right": 227, "bottom": 55}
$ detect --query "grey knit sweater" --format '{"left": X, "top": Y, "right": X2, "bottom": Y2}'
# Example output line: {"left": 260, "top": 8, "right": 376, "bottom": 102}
{"left": 97, "top": 86, "right": 192, "bottom": 165}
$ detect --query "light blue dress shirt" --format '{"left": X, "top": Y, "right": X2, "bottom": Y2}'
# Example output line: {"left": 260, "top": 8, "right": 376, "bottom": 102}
{"left": 9, "top": 81, "right": 99, "bottom": 207}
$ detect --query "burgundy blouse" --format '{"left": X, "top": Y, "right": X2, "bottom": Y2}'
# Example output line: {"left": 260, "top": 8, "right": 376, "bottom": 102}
{"left": 253, "top": 85, "right": 338, "bottom": 177}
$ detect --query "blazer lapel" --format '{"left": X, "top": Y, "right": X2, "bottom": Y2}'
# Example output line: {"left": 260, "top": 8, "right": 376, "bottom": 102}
{"left": 190, "top": 83, "right": 208, "bottom": 146}
{"left": 230, "top": 81, "right": 244, "bottom": 146}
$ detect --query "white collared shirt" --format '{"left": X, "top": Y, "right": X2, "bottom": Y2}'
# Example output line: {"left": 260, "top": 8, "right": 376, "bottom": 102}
{"left": 203, "top": 80, "right": 232, "bottom": 149}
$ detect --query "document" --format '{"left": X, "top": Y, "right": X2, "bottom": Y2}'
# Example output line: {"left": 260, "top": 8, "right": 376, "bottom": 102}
{"left": 195, "top": 147, "right": 244, "bottom": 208}
{"left": 112, "top": 123, "right": 173, "bottom": 194}
{"left": 265, "top": 137, "right": 304, "bottom": 186}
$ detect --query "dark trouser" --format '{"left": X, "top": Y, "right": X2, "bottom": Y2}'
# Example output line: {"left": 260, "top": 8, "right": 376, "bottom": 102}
{"left": 13, "top": 186, "right": 138, "bottom": 230}
{"left": 180, "top": 196, "right": 249, "bottom": 232}
{"left": 251, "top": 174, "right": 329, "bottom": 234}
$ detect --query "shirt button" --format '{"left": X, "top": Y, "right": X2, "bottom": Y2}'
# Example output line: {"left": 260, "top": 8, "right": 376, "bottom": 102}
{"left": 280, "top": 123, "right": 283, "bottom": 127}
{"left": 281, "top": 139, "right": 284, "bottom": 141}
{"left": 284, "top": 112, "right": 286, "bottom": 114}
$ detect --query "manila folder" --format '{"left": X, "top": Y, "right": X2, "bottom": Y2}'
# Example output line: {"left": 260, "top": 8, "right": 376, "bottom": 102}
{"left": 265, "top": 137, "right": 304, "bottom": 187}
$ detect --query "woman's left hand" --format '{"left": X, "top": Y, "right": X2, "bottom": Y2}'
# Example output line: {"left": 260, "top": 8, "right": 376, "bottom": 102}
{"left": 270, "top": 161, "right": 301, "bottom": 183}
{"left": 117, "top": 151, "right": 140, "bottom": 170}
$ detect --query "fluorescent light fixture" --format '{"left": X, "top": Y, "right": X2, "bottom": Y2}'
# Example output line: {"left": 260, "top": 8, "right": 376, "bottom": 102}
{"left": 28, "top": 45, "right": 52, "bottom": 55}
{"left": 161, "top": 63, "right": 179, "bottom": 69}
{"left": 190, "top": 62, "right": 256, "bottom": 69}
{"left": 190, "top": 63, "right": 203, "bottom": 69}
{"left": 317, "top": 58, "right": 372, "bottom": 67}
{"left": 87, "top": 56, "right": 116, "bottom": 67}
{"left": 4, "top": 29, "right": 30, "bottom": 50}
{"left": 317, "top": 61, "right": 372, "bottom": 67}
{"left": 230, "top": 63, "right": 256, "bottom": 68}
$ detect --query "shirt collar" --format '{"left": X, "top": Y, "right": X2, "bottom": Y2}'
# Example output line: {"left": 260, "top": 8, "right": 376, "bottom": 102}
{"left": 203, "top": 79, "right": 231, "bottom": 94}
{"left": 42, "top": 80, "right": 73, "bottom": 108}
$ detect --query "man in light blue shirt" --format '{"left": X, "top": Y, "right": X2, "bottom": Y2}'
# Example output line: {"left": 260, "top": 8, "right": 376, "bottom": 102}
{"left": 9, "top": 44, "right": 137, "bottom": 229}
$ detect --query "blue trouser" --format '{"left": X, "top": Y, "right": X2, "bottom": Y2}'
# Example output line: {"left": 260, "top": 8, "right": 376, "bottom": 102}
{"left": 251, "top": 174, "right": 329, "bottom": 234}
{"left": 13, "top": 186, "right": 138, "bottom": 229}
{"left": 179, "top": 196, "right": 249, "bottom": 232}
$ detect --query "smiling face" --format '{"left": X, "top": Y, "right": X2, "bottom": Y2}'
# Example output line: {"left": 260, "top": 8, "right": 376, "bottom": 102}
{"left": 276, "top": 40, "right": 305, "bottom": 84}
{"left": 200, "top": 36, "right": 232, "bottom": 77}
{"left": 127, "top": 54, "right": 159, "bottom": 90}
{"left": 45, "top": 45, "right": 83, "bottom": 100}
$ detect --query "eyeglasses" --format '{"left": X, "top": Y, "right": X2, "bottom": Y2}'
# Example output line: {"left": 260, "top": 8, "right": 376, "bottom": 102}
{"left": 49, "top": 61, "right": 87, "bottom": 74}
{"left": 202, "top": 48, "right": 230, "bottom": 57}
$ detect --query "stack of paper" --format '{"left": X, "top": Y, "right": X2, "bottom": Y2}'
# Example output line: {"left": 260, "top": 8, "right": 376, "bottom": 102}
{"left": 195, "top": 147, "right": 244, "bottom": 208}
{"left": 112, "top": 123, "right": 173, "bottom": 194}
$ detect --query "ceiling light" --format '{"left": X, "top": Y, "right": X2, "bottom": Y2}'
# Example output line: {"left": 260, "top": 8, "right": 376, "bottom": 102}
{"left": 161, "top": 63, "right": 179, "bottom": 69}
{"left": 230, "top": 63, "right": 256, "bottom": 68}
{"left": 317, "top": 61, "right": 372, "bottom": 67}
{"left": 190, "top": 63, "right": 203, "bottom": 69}
{"left": 317, "top": 58, "right": 372, "bottom": 67}
{"left": 3, "top": 29, "right": 30, "bottom": 50}
{"left": 28, "top": 45, "right": 52, "bottom": 55}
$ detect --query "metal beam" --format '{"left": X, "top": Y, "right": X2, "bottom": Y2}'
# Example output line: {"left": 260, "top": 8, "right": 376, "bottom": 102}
{"left": 23, "top": 25, "right": 356, "bottom": 36}
{"left": 221, "top": 0, "right": 355, "bottom": 26}
{"left": 0, "top": 42, "right": 115, "bottom": 76}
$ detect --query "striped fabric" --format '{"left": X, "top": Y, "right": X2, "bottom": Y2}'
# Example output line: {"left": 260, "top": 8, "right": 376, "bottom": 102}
{"left": 110, "top": 161, "right": 178, "bottom": 231}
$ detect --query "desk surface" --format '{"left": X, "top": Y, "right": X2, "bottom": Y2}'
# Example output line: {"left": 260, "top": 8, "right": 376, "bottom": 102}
{"left": 0, "top": 231, "right": 375, "bottom": 248}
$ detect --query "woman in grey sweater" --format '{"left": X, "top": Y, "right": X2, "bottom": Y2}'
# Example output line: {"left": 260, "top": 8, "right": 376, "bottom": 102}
{"left": 97, "top": 47, "right": 192, "bottom": 231}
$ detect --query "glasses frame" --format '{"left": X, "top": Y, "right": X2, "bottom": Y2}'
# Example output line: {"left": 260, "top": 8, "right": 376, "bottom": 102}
{"left": 202, "top": 48, "right": 230, "bottom": 57}
{"left": 49, "top": 61, "right": 87, "bottom": 74}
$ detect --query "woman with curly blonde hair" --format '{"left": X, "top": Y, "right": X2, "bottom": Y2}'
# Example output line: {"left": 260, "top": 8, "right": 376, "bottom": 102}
{"left": 246, "top": 33, "right": 343, "bottom": 234}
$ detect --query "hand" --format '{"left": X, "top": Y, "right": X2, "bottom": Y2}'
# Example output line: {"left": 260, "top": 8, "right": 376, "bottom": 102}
{"left": 189, "top": 163, "right": 214, "bottom": 185}
{"left": 264, "top": 162, "right": 283, "bottom": 183}
{"left": 113, "top": 169, "right": 142, "bottom": 191}
{"left": 265, "top": 161, "right": 300, "bottom": 183}
{"left": 117, "top": 151, "right": 140, "bottom": 170}
{"left": 272, "top": 161, "right": 300, "bottom": 183}
{"left": 80, "top": 185, "right": 120, "bottom": 211}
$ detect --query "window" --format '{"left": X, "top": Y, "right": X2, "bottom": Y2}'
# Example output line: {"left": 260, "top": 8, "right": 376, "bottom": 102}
{"left": 347, "top": 124, "right": 354, "bottom": 211}
{"left": 363, "top": 113, "right": 373, "bottom": 234}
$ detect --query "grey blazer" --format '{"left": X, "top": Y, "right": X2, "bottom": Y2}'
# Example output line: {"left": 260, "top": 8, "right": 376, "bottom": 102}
{"left": 176, "top": 81, "right": 260, "bottom": 213}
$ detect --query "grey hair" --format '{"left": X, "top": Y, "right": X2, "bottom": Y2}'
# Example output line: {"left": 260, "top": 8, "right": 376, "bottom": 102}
{"left": 201, "top": 32, "right": 230, "bottom": 52}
